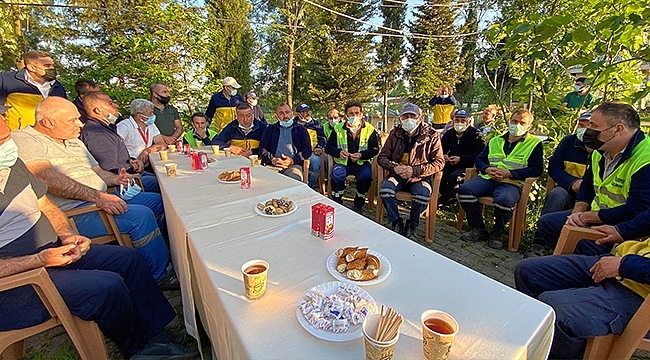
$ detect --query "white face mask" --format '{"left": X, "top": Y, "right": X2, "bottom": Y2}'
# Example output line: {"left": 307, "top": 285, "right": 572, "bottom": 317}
{"left": 440, "top": 95, "right": 449, "bottom": 99}
{"left": 230, "top": 89, "right": 238, "bottom": 96}
{"left": 576, "top": 127, "right": 586, "bottom": 142}
{"left": 104, "top": 112, "right": 119, "bottom": 124}
{"left": 508, "top": 123, "right": 528, "bottom": 137}
{"left": 347, "top": 116, "right": 361, "bottom": 127}
{"left": 454, "top": 123, "right": 468, "bottom": 133}
{"left": 402, "top": 118, "right": 418, "bottom": 133}
{"left": 0, "top": 139, "right": 19, "bottom": 169}
{"left": 249, "top": 99, "right": 258, "bottom": 107}
{"left": 329, "top": 118, "right": 341, "bottom": 127}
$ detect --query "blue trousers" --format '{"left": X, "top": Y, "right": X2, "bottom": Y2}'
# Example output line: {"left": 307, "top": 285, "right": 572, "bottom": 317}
{"left": 308, "top": 153, "right": 326, "bottom": 188}
{"left": 140, "top": 171, "right": 160, "bottom": 193}
{"left": 379, "top": 175, "right": 432, "bottom": 228}
{"left": 0, "top": 245, "right": 176, "bottom": 358}
{"left": 534, "top": 210, "right": 615, "bottom": 254}
{"left": 72, "top": 192, "right": 169, "bottom": 282}
{"left": 331, "top": 162, "right": 372, "bottom": 196}
{"left": 541, "top": 187, "right": 575, "bottom": 215}
{"left": 515, "top": 254, "right": 644, "bottom": 359}
{"left": 457, "top": 177, "right": 522, "bottom": 234}
{"left": 439, "top": 166, "right": 465, "bottom": 205}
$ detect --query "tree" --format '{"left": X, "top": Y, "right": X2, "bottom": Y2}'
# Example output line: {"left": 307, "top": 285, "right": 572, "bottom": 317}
{"left": 376, "top": 0, "right": 406, "bottom": 123}
{"left": 407, "top": 0, "right": 464, "bottom": 107}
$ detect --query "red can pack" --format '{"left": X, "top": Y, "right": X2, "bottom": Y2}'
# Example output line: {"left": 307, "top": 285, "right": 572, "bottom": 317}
{"left": 199, "top": 152, "right": 208, "bottom": 170}
{"left": 311, "top": 203, "right": 322, "bottom": 237}
{"left": 175, "top": 139, "right": 183, "bottom": 152}
{"left": 240, "top": 166, "right": 251, "bottom": 189}
{"left": 190, "top": 152, "right": 201, "bottom": 170}
{"left": 319, "top": 205, "right": 334, "bottom": 240}
{"left": 183, "top": 143, "right": 192, "bottom": 156}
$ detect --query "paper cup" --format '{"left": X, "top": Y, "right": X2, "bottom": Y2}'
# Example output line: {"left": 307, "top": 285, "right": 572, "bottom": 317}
{"left": 211, "top": 145, "right": 220, "bottom": 155}
{"left": 159, "top": 150, "right": 169, "bottom": 160}
{"left": 196, "top": 140, "right": 204, "bottom": 148}
{"left": 241, "top": 260, "right": 269, "bottom": 299}
{"left": 164, "top": 163, "right": 177, "bottom": 177}
{"left": 249, "top": 154, "right": 260, "bottom": 167}
{"left": 362, "top": 313, "right": 399, "bottom": 360}
{"left": 421, "top": 310, "right": 458, "bottom": 360}
{"left": 224, "top": 147, "right": 232, "bottom": 157}
{"left": 167, "top": 144, "right": 177, "bottom": 153}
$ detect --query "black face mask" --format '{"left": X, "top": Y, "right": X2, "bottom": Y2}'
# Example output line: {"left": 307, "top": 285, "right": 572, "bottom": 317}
{"left": 156, "top": 94, "right": 171, "bottom": 104}
{"left": 582, "top": 125, "right": 616, "bottom": 150}
{"left": 41, "top": 68, "right": 57, "bottom": 81}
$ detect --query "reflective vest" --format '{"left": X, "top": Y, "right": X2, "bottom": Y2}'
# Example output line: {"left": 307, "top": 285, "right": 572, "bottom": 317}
{"left": 333, "top": 122, "right": 375, "bottom": 166}
{"left": 183, "top": 129, "right": 217, "bottom": 147}
{"left": 480, "top": 133, "right": 541, "bottom": 187}
{"left": 590, "top": 136, "right": 650, "bottom": 211}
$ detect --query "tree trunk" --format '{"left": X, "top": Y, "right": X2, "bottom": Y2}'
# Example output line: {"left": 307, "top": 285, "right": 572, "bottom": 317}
{"left": 382, "top": 88, "right": 389, "bottom": 132}
{"left": 11, "top": 3, "right": 25, "bottom": 69}
{"left": 286, "top": 38, "right": 295, "bottom": 109}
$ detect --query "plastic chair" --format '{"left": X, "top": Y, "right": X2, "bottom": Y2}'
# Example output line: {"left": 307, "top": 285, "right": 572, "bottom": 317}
{"left": 0, "top": 268, "right": 108, "bottom": 360}
{"left": 326, "top": 155, "right": 376, "bottom": 211}
{"left": 375, "top": 169, "right": 443, "bottom": 243}
{"left": 554, "top": 225, "right": 650, "bottom": 360}
{"left": 455, "top": 168, "right": 538, "bottom": 251}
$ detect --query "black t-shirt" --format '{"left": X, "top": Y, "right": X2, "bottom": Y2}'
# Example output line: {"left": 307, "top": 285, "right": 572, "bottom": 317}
{"left": 0, "top": 159, "right": 58, "bottom": 257}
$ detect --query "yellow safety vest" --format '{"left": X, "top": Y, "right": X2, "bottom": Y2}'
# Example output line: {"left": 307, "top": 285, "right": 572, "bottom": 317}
{"left": 480, "top": 133, "right": 541, "bottom": 187}
{"left": 333, "top": 122, "right": 375, "bottom": 166}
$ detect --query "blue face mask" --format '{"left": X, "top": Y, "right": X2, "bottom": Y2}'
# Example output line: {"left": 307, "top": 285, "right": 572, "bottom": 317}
{"left": 144, "top": 114, "right": 156, "bottom": 125}
{"left": 0, "top": 139, "right": 19, "bottom": 169}
{"left": 574, "top": 85, "right": 582, "bottom": 92}
{"left": 279, "top": 119, "right": 293, "bottom": 128}
{"left": 119, "top": 180, "right": 142, "bottom": 201}
{"left": 575, "top": 127, "right": 586, "bottom": 142}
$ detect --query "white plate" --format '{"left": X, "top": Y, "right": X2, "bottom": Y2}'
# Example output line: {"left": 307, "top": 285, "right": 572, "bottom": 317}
{"left": 218, "top": 178, "right": 240, "bottom": 184}
{"left": 326, "top": 250, "right": 391, "bottom": 286}
{"left": 295, "top": 281, "right": 377, "bottom": 342}
{"left": 254, "top": 199, "right": 298, "bottom": 217}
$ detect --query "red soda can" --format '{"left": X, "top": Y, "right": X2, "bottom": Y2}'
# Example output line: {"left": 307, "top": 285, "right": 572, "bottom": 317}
{"left": 190, "top": 152, "right": 201, "bottom": 170}
{"left": 184, "top": 143, "right": 191, "bottom": 156}
{"left": 199, "top": 152, "right": 208, "bottom": 170}
{"left": 240, "top": 166, "right": 251, "bottom": 189}
{"left": 311, "top": 203, "right": 322, "bottom": 237}
{"left": 319, "top": 205, "right": 334, "bottom": 240}
{"left": 175, "top": 139, "right": 183, "bottom": 153}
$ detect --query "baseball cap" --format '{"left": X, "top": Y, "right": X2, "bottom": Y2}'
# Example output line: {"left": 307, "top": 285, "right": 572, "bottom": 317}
{"left": 399, "top": 103, "right": 421, "bottom": 116}
{"left": 222, "top": 77, "right": 241, "bottom": 89}
{"left": 454, "top": 109, "right": 470, "bottom": 118}
{"left": 578, "top": 111, "right": 592, "bottom": 121}
{"left": 245, "top": 91, "right": 258, "bottom": 99}
{"left": 0, "top": 104, "right": 9, "bottom": 115}
{"left": 296, "top": 103, "right": 310, "bottom": 112}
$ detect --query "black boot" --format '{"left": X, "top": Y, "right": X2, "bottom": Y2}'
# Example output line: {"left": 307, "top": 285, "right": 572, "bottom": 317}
{"left": 402, "top": 225, "right": 417, "bottom": 241}
{"left": 487, "top": 230, "right": 504, "bottom": 249}
{"left": 353, "top": 195, "right": 365, "bottom": 212}
{"left": 460, "top": 227, "right": 488, "bottom": 242}
{"left": 390, "top": 218, "right": 404, "bottom": 234}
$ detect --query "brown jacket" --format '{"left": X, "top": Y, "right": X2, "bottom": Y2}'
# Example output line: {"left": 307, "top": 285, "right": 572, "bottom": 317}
{"left": 377, "top": 122, "right": 445, "bottom": 182}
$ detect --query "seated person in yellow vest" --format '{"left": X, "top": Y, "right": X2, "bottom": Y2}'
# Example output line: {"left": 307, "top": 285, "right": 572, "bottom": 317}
{"left": 205, "top": 76, "right": 245, "bottom": 134}
{"left": 378, "top": 103, "right": 445, "bottom": 239}
{"left": 116, "top": 99, "right": 166, "bottom": 167}
{"left": 295, "top": 103, "right": 327, "bottom": 188}
{"left": 258, "top": 103, "right": 312, "bottom": 181}
{"left": 150, "top": 82, "right": 183, "bottom": 145}
{"left": 324, "top": 108, "right": 341, "bottom": 140}
{"left": 515, "top": 207, "right": 650, "bottom": 359}
{"left": 213, "top": 103, "right": 267, "bottom": 156}
{"left": 541, "top": 111, "right": 592, "bottom": 215}
{"left": 534, "top": 102, "right": 650, "bottom": 256}
{"left": 183, "top": 112, "right": 217, "bottom": 148}
{"left": 325, "top": 101, "right": 380, "bottom": 212}
{"left": 428, "top": 85, "right": 456, "bottom": 130}
{"left": 457, "top": 109, "right": 543, "bottom": 249}
{"left": 0, "top": 50, "right": 67, "bottom": 130}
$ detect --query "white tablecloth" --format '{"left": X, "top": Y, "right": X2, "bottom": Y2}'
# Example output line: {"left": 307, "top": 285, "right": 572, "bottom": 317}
{"left": 152, "top": 150, "right": 555, "bottom": 359}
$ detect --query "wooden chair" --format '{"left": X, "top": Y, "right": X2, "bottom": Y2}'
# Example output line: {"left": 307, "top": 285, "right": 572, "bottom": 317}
{"left": 375, "top": 168, "right": 443, "bottom": 243}
{"left": 455, "top": 168, "right": 538, "bottom": 251}
{"left": 65, "top": 205, "right": 133, "bottom": 248}
{"left": 0, "top": 268, "right": 108, "bottom": 360}
{"left": 546, "top": 176, "right": 556, "bottom": 193}
{"left": 326, "top": 155, "right": 376, "bottom": 211}
{"left": 554, "top": 225, "right": 650, "bottom": 360}
{"left": 317, "top": 152, "right": 327, "bottom": 195}
{"left": 302, "top": 158, "right": 310, "bottom": 185}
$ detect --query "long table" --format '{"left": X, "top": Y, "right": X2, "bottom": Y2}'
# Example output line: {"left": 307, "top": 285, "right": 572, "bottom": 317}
{"left": 151, "top": 150, "right": 555, "bottom": 359}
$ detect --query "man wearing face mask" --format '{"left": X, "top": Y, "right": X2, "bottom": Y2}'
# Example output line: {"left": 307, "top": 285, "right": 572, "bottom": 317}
{"left": 80, "top": 92, "right": 161, "bottom": 193}
{"left": 0, "top": 51, "right": 67, "bottom": 130}
{"left": 378, "top": 103, "right": 445, "bottom": 239}
{"left": 150, "top": 83, "right": 183, "bottom": 145}
{"left": 562, "top": 77, "right": 594, "bottom": 109}
{"left": 259, "top": 103, "right": 311, "bottom": 181}
{"left": 205, "top": 77, "right": 245, "bottom": 134}
{"left": 458, "top": 109, "right": 544, "bottom": 249}
{"left": 439, "top": 109, "right": 485, "bottom": 207}
{"left": 324, "top": 108, "right": 342, "bottom": 140}
{"left": 294, "top": 103, "right": 326, "bottom": 188}
{"left": 534, "top": 102, "right": 650, "bottom": 254}
{"left": 213, "top": 103, "right": 267, "bottom": 156}
{"left": 183, "top": 113, "right": 217, "bottom": 147}
{"left": 428, "top": 86, "right": 457, "bottom": 130}
{"left": 325, "top": 101, "right": 380, "bottom": 211}
{"left": 116, "top": 99, "right": 166, "bottom": 166}
{"left": 245, "top": 91, "right": 266, "bottom": 124}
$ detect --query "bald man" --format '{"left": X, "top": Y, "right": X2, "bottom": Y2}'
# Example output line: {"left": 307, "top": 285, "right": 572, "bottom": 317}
{"left": 11, "top": 97, "right": 174, "bottom": 285}
{"left": 150, "top": 83, "right": 182, "bottom": 144}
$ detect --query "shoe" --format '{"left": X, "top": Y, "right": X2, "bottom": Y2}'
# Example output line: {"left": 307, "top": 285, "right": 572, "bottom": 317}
{"left": 523, "top": 243, "right": 553, "bottom": 258}
{"left": 460, "top": 227, "right": 488, "bottom": 242}
{"left": 332, "top": 195, "right": 343, "bottom": 204}
{"left": 390, "top": 218, "right": 404, "bottom": 234}
{"left": 131, "top": 341, "right": 199, "bottom": 359}
{"left": 402, "top": 225, "right": 418, "bottom": 241}
{"left": 353, "top": 195, "right": 365, "bottom": 210}
{"left": 487, "top": 231, "right": 504, "bottom": 249}
{"left": 157, "top": 271, "right": 180, "bottom": 291}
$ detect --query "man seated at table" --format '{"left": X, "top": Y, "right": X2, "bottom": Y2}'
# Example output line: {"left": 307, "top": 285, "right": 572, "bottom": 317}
{"left": 324, "top": 108, "right": 341, "bottom": 140}
{"left": 116, "top": 99, "right": 166, "bottom": 167}
{"left": 259, "top": 103, "right": 311, "bottom": 182}
{"left": 212, "top": 103, "right": 267, "bottom": 156}
{"left": 457, "top": 109, "right": 543, "bottom": 249}
{"left": 325, "top": 101, "right": 380, "bottom": 212}
{"left": 534, "top": 102, "right": 650, "bottom": 255}
{"left": 295, "top": 103, "right": 326, "bottom": 188}
{"left": 438, "top": 109, "right": 485, "bottom": 207}
{"left": 378, "top": 103, "right": 445, "bottom": 239}
{"left": 72, "top": 78, "right": 100, "bottom": 123}
{"left": 515, "top": 207, "right": 650, "bottom": 359}
{"left": 183, "top": 112, "right": 216, "bottom": 148}
{"left": 12, "top": 97, "right": 174, "bottom": 286}
{"left": 79, "top": 91, "right": 160, "bottom": 193}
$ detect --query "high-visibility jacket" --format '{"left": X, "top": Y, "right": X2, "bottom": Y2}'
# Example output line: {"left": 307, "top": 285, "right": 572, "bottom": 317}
{"left": 591, "top": 136, "right": 650, "bottom": 211}
{"left": 183, "top": 129, "right": 217, "bottom": 147}
{"left": 333, "top": 122, "right": 375, "bottom": 166}
{"left": 480, "top": 133, "right": 541, "bottom": 186}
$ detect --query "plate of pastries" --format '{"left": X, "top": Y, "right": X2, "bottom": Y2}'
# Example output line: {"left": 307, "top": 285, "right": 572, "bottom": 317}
{"left": 327, "top": 247, "right": 391, "bottom": 286}
{"left": 255, "top": 197, "right": 297, "bottom": 217}
{"left": 218, "top": 170, "right": 241, "bottom": 183}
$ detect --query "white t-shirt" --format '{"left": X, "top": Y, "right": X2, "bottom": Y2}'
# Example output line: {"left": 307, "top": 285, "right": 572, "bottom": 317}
{"left": 116, "top": 116, "right": 161, "bottom": 158}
